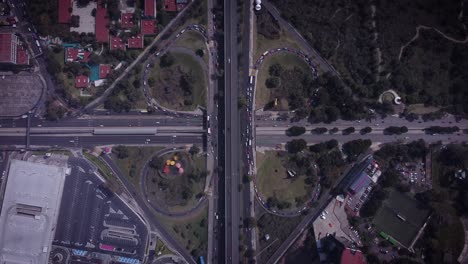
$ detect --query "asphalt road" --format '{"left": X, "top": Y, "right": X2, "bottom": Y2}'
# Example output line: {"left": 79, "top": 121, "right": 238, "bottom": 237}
{"left": 262, "top": 0, "right": 339, "bottom": 75}
{"left": 100, "top": 155, "right": 197, "bottom": 264}
{"left": 0, "top": 135, "right": 203, "bottom": 149}
{"left": 224, "top": 0, "right": 240, "bottom": 262}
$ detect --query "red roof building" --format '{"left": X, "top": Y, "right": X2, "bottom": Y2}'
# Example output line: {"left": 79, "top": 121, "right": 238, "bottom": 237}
{"left": 109, "top": 36, "right": 126, "bottom": 51}
{"left": 127, "top": 34, "right": 143, "bottom": 49}
{"left": 145, "top": 0, "right": 156, "bottom": 17}
{"left": 121, "top": 13, "right": 135, "bottom": 29}
{"left": 16, "top": 46, "right": 29, "bottom": 65}
{"left": 75, "top": 75, "right": 89, "bottom": 88}
{"left": 340, "top": 249, "right": 366, "bottom": 264}
{"left": 0, "top": 33, "right": 29, "bottom": 65}
{"left": 58, "top": 0, "right": 72, "bottom": 24}
{"left": 95, "top": 0, "right": 109, "bottom": 43}
{"left": 65, "top": 48, "right": 91, "bottom": 63}
{"left": 164, "top": 0, "right": 177, "bottom": 12}
{"left": 99, "top": 64, "right": 112, "bottom": 79}
{"left": 141, "top": 20, "right": 157, "bottom": 35}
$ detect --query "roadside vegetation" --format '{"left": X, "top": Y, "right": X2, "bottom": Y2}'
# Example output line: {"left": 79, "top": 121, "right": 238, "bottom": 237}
{"left": 257, "top": 55, "right": 312, "bottom": 112}
{"left": 257, "top": 139, "right": 352, "bottom": 210}
{"left": 161, "top": 206, "right": 208, "bottom": 259}
{"left": 268, "top": 0, "right": 468, "bottom": 117}
{"left": 145, "top": 150, "right": 207, "bottom": 213}
{"left": 112, "top": 146, "right": 164, "bottom": 188}
{"left": 148, "top": 51, "right": 207, "bottom": 111}
{"left": 257, "top": 213, "right": 304, "bottom": 263}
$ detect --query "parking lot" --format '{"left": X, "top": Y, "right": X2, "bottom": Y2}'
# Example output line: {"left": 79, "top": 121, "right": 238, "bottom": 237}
{"left": 53, "top": 157, "right": 148, "bottom": 261}
{"left": 346, "top": 183, "right": 374, "bottom": 216}
{"left": 0, "top": 73, "right": 42, "bottom": 116}
{"left": 396, "top": 161, "right": 431, "bottom": 190}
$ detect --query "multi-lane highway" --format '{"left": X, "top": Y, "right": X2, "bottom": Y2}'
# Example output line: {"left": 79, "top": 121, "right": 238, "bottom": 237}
{"left": 0, "top": 135, "right": 203, "bottom": 149}
{"left": 224, "top": 0, "right": 241, "bottom": 262}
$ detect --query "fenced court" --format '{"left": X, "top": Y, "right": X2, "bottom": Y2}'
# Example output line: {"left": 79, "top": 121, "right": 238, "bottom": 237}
{"left": 373, "top": 190, "right": 430, "bottom": 247}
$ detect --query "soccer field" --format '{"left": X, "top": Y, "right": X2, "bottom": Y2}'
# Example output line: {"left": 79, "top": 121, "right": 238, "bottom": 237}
{"left": 373, "top": 190, "right": 430, "bottom": 247}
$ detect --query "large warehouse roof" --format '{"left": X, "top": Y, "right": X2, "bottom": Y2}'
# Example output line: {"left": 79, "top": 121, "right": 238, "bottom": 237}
{"left": 0, "top": 160, "right": 67, "bottom": 264}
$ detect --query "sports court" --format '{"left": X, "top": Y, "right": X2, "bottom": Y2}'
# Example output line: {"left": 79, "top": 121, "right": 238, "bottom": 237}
{"left": 373, "top": 190, "right": 430, "bottom": 247}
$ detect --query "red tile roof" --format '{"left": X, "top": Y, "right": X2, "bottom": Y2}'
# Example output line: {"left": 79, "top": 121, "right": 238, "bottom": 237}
{"left": 0, "top": 33, "right": 29, "bottom": 65}
{"left": 164, "top": 0, "right": 177, "bottom": 12}
{"left": 75, "top": 75, "right": 89, "bottom": 88}
{"left": 145, "top": 0, "right": 156, "bottom": 17}
{"left": 58, "top": 0, "right": 72, "bottom": 24}
{"left": 16, "top": 46, "right": 29, "bottom": 65}
{"left": 96, "top": 0, "right": 109, "bottom": 43}
{"left": 109, "top": 36, "right": 126, "bottom": 51}
{"left": 65, "top": 48, "right": 90, "bottom": 62}
{"left": 99, "top": 64, "right": 112, "bottom": 79}
{"left": 127, "top": 34, "right": 143, "bottom": 49}
{"left": 141, "top": 20, "right": 157, "bottom": 35}
{"left": 121, "top": 13, "right": 135, "bottom": 29}
{"left": 0, "top": 33, "right": 13, "bottom": 63}
{"left": 340, "top": 249, "right": 366, "bottom": 264}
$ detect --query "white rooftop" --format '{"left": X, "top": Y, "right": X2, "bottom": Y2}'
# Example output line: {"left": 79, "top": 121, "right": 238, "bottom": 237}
{"left": 0, "top": 159, "right": 67, "bottom": 264}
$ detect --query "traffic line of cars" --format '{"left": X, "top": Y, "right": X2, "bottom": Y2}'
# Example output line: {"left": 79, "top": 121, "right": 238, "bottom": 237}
{"left": 253, "top": 47, "right": 318, "bottom": 79}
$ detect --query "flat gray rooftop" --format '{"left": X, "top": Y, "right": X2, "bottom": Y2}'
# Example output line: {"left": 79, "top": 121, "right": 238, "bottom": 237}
{"left": 0, "top": 159, "right": 67, "bottom": 264}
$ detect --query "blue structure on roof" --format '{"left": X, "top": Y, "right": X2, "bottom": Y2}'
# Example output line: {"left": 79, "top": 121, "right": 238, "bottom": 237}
{"left": 349, "top": 172, "right": 372, "bottom": 194}
{"left": 199, "top": 256, "right": 205, "bottom": 264}
{"left": 72, "top": 249, "right": 87, "bottom": 256}
{"left": 117, "top": 257, "right": 140, "bottom": 264}
{"left": 62, "top": 43, "right": 80, "bottom": 48}
{"left": 88, "top": 64, "right": 100, "bottom": 81}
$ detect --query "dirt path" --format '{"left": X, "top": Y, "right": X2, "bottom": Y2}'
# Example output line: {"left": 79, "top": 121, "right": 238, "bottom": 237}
{"left": 370, "top": 3, "right": 383, "bottom": 81}
{"left": 398, "top": 25, "right": 468, "bottom": 61}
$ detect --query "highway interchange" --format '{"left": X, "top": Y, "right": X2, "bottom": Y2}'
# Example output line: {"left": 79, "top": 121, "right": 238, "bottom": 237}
{"left": 1, "top": 0, "right": 468, "bottom": 264}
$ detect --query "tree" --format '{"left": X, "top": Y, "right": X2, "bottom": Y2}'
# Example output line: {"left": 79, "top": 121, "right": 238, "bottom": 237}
{"left": 268, "top": 63, "right": 283, "bottom": 76}
{"left": 244, "top": 217, "right": 257, "bottom": 228}
{"left": 113, "top": 145, "right": 129, "bottom": 159}
{"left": 343, "top": 127, "right": 355, "bottom": 134}
{"left": 286, "top": 126, "right": 306, "bottom": 136}
{"left": 149, "top": 156, "right": 162, "bottom": 170}
{"left": 311, "top": 127, "right": 327, "bottom": 134}
{"left": 384, "top": 126, "right": 408, "bottom": 135}
{"left": 195, "top": 49, "right": 204, "bottom": 57}
{"left": 189, "top": 145, "right": 200, "bottom": 155}
{"left": 148, "top": 77, "right": 155, "bottom": 87}
{"left": 286, "top": 139, "right": 307, "bottom": 153}
{"left": 329, "top": 127, "right": 339, "bottom": 134}
{"left": 238, "top": 96, "right": 247, "bottom": 109}
{"left": 265, "top": 77, "right": 280, "bottom": 88}
{"left": 361, "top": 126, "right": 372, "bottom": 134}
{"left": 160, "top": 53, "right": 175, "bottom": 67}
{"left": 342, "top": 139, "right": 372, "bottom": 161}
{"left": 381, "top": 168, "right": 399, "bottom": 187}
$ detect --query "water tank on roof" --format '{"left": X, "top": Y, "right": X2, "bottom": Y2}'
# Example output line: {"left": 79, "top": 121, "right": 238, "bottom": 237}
{"left": 255, "top": 0, "right": 261, "bottom": 4}
{"left": 255, "top": 4, "right": 261, "bottom": 10}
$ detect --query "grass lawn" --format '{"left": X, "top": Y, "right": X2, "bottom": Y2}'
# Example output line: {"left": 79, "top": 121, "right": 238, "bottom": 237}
{"left": 431, "top": 202, "right": 465, "bottom": 256}
{"left": 373, "top": 190, "right": 430, "bottom": 247}
{"left": 146, "top": 152, "right": 207, "bottom": 213}
{"left": 256, "top": 151, "right": 309, "bottom": 208}
{"left": 155, "top": 238, "right": 175, "bottom": 256}
{"left": 158, "top": 205, "right": 208, "bottom": 258}
{"left": 254, "top": 24, "right": 301, "bottom": 61}
{"left": 149, "top": 52, "right": 206, "bottom": 111}
{"left": 173, "top": 31, "right": 209, "bottom": 65}
{"left": 255, "top": 53, "right": 310, "bottom": 109}
{"left": 113, "top": 147, "right": 164, "bottom": 188}
{"left": 84, "top": 152, "right": 114, "bottom": 180}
